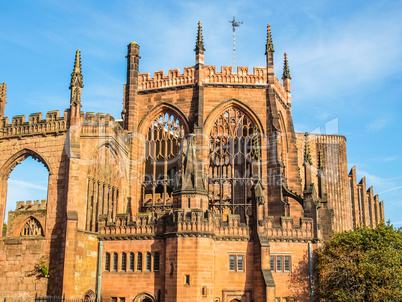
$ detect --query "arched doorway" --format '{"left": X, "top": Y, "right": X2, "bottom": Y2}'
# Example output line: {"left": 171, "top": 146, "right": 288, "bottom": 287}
{"left": 133, "top": 293, "right": 155, "bottom": 302}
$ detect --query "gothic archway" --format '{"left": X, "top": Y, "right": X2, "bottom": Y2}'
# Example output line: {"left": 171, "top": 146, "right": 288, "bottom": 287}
{"left": 0, "top": 149, "right": 50, "bottom": 236}
{"left": 133, "top": 293, "right": 155, "bottom": 302}
{"left": 207, "top": 105, "right": 262, "bottom": 223}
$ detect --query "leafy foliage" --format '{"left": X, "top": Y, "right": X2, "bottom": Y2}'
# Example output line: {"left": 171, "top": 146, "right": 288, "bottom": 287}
{"left": 317, "top": 222, "right": 402, "bottom": 302}
{"left": 35, "top": 257, "right": 49, "bottom": 277}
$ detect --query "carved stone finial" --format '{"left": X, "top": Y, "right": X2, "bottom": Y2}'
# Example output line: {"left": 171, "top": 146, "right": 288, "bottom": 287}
{"left": 265, "top": 24, "right": 274, "bottom": 54}
{"left": 194, "top": 21, "right": 206, "bottom": 52}
{"left": 282, "top": 52, "right": 291, "bottom": 80}
{"left": 304, "top": 132, "right": 312, "bottom": 165}
{"left": 70, "top": 49, "right": 84, "bottom": 89}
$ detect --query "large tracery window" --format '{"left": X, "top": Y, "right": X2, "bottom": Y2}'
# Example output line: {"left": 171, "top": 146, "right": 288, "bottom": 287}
{"left": 86, "top": 145, "right": 124, "bottom": 232}
{"left": 208, "top": 107, "right": 261, "bottom": 224}
{"left": 142, "top": 112, "right": 184, "bottom": 212}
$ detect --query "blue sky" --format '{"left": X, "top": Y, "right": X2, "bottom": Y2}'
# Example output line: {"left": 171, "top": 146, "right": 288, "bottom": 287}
{"left": 1, "top": 0, "right": 401, "bottom": 227}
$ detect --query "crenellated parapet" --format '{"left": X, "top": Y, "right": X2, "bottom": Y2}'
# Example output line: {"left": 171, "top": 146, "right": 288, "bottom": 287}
{"left": 203, "top": 65, "right": 266, "bottom": 85}
{"left": 15, "top": 199, "right": 47, "bottom": 211}
{"left": 98, "top": 208, "right": 317, "bottom": 242}
{"left": 0, "top": 110, "right": 68, "bottom": 137}
{"left": 262, "top": 216, "right": 314, "bottom": 241}
{"left": 138, "top": 67, "right": 195, "bottom": 90}
{"left": 137, "top": 65, "right": 291, "bottom": 93}
{"left": 80, "top": 112, "right": 123, "bottom": 136}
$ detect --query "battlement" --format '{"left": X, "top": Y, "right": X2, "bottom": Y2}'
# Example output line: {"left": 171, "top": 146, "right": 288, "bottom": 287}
{"left": 98, "top": 209, "right": 316, "bottom": 241}
{"left": 15, "top": 199, "right": 47, "bottom": 211}
{"left": 138, "top": 67, "right": 195, "bottom": 90}
{"left": 0, "top": 110, "right": 68, "bottom": 137}
{"left": 80, "top": 112, "right": 123, "bottom": 135}
{"left": 203, "top": 65, "right": 267, "bottom": 85}
{"left": 263, "top": 217, "right": 314, "bottom": 240}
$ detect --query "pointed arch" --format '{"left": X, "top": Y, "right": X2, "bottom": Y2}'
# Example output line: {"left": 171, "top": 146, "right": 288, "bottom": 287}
{"left": 86, "top": 142, "right": 127, "bottom": 232}
{"left": 133, "top": 292, "right": 155, "bottom": 302}
{"left": 0, "top": 148, "right": 52, "bottom": 180}
{"left": 138, "top": 102, "right": 190, "bottom": 136}
{"left": 19, "top": 216, "right": 44, "bottom": 237}
{"left": 206, "top": 99, "right": 263, "bottom": 224}
{"left": 204, "top": 98, "right": 265, "bottom": 136}
{"left": 140, "top": 103, "right": 188, "bottom": 213}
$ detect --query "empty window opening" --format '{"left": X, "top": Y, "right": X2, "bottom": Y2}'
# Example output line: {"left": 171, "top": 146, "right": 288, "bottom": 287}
{"left": 4, "top": 156, "right": 49, "bottom": 231}
{"left": 185, "top": 274, "right": 190, "bottom": 285}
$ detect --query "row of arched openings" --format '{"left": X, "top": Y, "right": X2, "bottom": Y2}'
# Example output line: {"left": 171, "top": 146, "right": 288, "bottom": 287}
{"left": 105, "top": 251, "right": 160, "bottom": 272}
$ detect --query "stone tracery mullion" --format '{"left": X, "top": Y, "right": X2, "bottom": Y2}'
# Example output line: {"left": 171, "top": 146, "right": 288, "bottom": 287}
{"left": 208, "top": 107, "right": 259, "bottom": 221}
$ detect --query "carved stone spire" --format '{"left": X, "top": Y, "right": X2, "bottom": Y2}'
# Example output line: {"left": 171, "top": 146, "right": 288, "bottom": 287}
{"left": 69, "top": 50, "right": 83, "bottom": 125}
{"left": 304, "top": 132, "right": 312, "bottom": 165}
{"left": 70, "top": 50, "right": 84, "bottom": 89}
{"left": 265, "top": 24, "right": 274, "bottom": 54}
{"left": 282, "top": 52, "right": 291, "bottom": 80}
{"left": 194, "top": 21, "right": 206, "bottom": 52}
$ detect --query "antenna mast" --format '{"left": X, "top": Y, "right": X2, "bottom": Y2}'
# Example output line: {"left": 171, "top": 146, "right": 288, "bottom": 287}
{"left": 229, "top": 16, "right": 243, "bottom": 72}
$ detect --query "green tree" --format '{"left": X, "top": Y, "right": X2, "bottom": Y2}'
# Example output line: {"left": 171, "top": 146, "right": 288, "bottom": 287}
{"left": 317, "top": 222, "right": 402, "bottom": 302}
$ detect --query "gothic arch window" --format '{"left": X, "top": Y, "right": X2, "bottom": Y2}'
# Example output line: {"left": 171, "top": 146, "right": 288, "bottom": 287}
{"left": 1, "top": 150, "right": 50, "bottom": 237}
{"left": 208, "top": 107, "right": 261, "bottom": 224}
{"left": 142, "top": 112, "right": 185, "bottom": 212}
{"left": 86, "top": 145, "right": 125, "bottom": 232}
{"left": 20, "top": 217, "right": 43, "bottom": 236}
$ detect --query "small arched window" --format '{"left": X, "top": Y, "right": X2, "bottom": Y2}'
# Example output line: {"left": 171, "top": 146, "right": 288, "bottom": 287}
{"left": 113, "top": 253, "right": 118, "bottom": 271}
{"left": 105, "top": 253, "right": 110, "bottom": 271}
{"left": 154, "top": 252, "right": 160, "bottom": 272}
{"left": 146, "top": 252, "right": 152, "bottom": 271}
{"left": 137, "top": 252, "right": 143, "bottom": 271}
{"left": 121, "top": 252, "right": 127, "bottom": 271}
{"left": 20, "top": 217, "right": 43, "bottom": 236}
{"left": 129, "top": 252, "right": 134, "bottom": 271}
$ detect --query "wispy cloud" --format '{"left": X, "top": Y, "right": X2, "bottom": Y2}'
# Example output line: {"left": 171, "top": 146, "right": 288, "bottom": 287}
{"left": 366, "top": 118, "right": 389, "bottom": 132}
{"left": 8, "top": 179, "right": 47, "bottom": 191}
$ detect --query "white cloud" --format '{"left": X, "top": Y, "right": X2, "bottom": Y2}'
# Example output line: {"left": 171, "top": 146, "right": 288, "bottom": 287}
{"left": 366, "top": 118, "right": 389, "bottom": 132}
{"left": 8, "top": 179, "right": 47, "bottom": 191}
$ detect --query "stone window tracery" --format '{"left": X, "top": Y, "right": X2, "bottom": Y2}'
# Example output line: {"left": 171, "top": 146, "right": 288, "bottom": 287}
{"left": 142, "top": 112, "right": 185, "bottom": 212}
{"left": 20, "top": 217, "right": 43, "bottom": 236}
{"left": 208, "top": 107, "right": 261, "bottom": 223}
{"left": 86, "top": 145, "right": 124, "bottom": 232}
